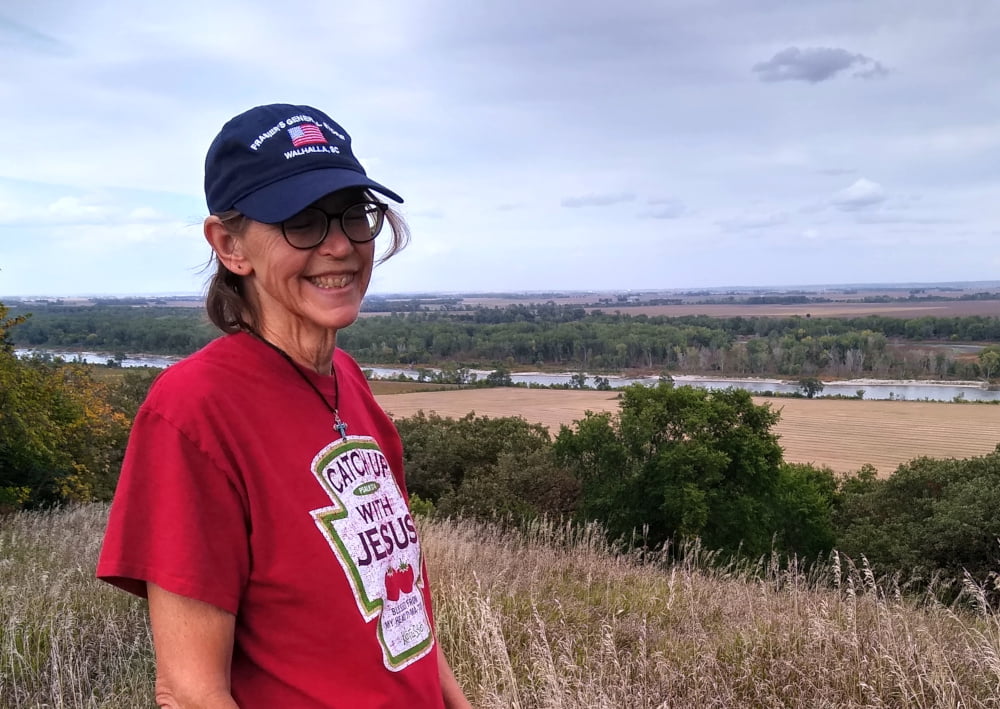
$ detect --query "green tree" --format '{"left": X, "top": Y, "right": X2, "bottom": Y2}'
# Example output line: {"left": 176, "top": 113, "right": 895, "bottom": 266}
{"left": 772, "top": 462, "right": 838, "bottom": 557}
{"left": 484, "top": 366, "right": 513, "bottom": 387}
{"left": 593, "top": 376, "right": 612, "bottom": 391}
{"left": 835, "top": 448, "right": 1000, "bottom": 593}
{"left": 394, "top": 411, "right": 579, "bottom": 521}
{"left": 0, "top": 300, "right": 131, "bottom": 508}
{"left": 0, "top": 356, "right": 130, "bottom": 507}
{"left": 797, "top": 377, "right": 825, "bottom": 398}
{"left": 978, "top": 346, "right": 1000, "bottom": 381}
{"left": 553, "top": 382, "right": 789, "bottom": 556}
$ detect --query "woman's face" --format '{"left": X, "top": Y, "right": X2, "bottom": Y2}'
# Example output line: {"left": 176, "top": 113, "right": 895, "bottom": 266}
{"left": 238, "top": 190, "right": 377, "bottom": 337}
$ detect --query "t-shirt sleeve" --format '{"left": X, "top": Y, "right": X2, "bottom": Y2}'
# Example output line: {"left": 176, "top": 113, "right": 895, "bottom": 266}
{"left": 97, "top": 407, "right": 250, "bottom": 616}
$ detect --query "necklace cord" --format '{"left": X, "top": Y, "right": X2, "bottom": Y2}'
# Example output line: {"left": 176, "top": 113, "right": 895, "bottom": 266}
{"left": 247, "top": 331, "right": 348, "bottom": 439}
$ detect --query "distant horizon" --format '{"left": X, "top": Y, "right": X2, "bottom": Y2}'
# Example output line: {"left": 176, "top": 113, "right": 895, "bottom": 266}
{"left": 5, "top": 279, "right": 1000, "bottom": 302}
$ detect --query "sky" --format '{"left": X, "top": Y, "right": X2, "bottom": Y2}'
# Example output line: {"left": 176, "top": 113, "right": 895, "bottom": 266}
{"left": 1, "top": 0, "right": 999, "bottom": 297}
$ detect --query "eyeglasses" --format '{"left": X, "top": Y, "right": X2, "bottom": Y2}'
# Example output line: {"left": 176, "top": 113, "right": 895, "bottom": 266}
{"left": 279, "top": 201, "right": 388, "bottom": 249}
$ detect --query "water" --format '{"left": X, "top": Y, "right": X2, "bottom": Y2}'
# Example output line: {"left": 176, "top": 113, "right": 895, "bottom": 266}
{"left": 362, "top": 367, "right": 1000, "bottom": 403}
{"left": 15, "top": 349, "right": 999, "bottom": 403}
{"left": 15, "top": 349, "right": 180, "bottom": 369}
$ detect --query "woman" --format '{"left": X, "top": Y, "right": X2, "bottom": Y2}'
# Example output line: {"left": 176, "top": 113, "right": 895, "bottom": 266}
{"left": 98, "top": 104, "right": 472, "bottom": 708}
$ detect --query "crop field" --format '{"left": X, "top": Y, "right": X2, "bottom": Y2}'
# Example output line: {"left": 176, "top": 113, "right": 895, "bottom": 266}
{"left": 454, "top": 290, "right": 1000, "bottom": 319}
{"left": 588, "top": 300, "right": 1000, "bottom": 318}
{"left": 376, "top": 388, "right": 1000, "bottom": 475}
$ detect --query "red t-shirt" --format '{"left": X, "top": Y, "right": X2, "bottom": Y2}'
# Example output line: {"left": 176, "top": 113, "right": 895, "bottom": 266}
{"left": 97, "top": 333, "right": 444, "bottom": 708}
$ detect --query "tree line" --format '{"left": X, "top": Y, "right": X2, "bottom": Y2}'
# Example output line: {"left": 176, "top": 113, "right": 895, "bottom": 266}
{"left": 7, "top": 301, "right": 1000, "bottom": 381}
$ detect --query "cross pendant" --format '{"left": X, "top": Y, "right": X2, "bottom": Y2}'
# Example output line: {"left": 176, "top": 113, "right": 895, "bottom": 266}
{"left": 333, "top": 411, "right": 348, "bottom": 441}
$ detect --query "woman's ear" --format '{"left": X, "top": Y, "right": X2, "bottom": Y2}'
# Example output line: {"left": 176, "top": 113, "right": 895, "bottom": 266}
{"left": 204, "top": 216, "right": 252, "bottom": 275}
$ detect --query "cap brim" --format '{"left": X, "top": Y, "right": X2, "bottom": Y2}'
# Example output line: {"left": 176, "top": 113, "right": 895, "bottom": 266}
{"left": 233, "top": 168, "right": 403, "bottom": 223}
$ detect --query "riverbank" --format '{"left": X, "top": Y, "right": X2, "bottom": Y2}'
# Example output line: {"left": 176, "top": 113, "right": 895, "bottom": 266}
{"left": 14, "top": 349, "right": 1000, "bottom": 403}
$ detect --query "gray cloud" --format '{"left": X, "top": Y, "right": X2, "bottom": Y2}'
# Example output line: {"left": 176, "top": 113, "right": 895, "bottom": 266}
{"left": 718, "top": 212, "right": 789, "bottom": 232}
{"left": 854, "top": 213, "right": 958, "bottom": 226}
{"left": 0, "top": 14, "right": 71, "bottom": 55}
{"left": 642, "top": 199, "right": 686, "bottom": 219}
{"left": 561, "top": 192, "right": 636, "bottom": 208}
{"left": 753, "top": 46, "right": 887, "bottom": 83}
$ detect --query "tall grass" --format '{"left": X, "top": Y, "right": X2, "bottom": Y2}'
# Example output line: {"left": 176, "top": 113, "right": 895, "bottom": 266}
{"left": 2, "top": 506, "right": 998, "bottom": 708}
{"left": 0, "top": 505, "right": 152, "bottom": 708}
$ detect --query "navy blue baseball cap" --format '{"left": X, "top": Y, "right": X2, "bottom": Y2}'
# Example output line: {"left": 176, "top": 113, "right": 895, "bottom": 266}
{"left": 204, "top": 103, "right": 403, "bottom": 223}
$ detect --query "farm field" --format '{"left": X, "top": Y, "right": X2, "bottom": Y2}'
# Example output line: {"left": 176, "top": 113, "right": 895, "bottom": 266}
{"left": 588, "top": 300, "right": 1000, "bottom": 318}
{"left": 375, "top": 388, "right": 1000, "bottom": 475}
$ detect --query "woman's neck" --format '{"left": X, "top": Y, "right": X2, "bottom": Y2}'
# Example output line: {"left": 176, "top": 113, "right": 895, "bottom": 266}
{"left": 253, "top": 324, "right": 337, "bottom": 375}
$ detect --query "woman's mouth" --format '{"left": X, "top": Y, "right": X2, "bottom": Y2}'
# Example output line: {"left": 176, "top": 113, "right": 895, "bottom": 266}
{"left": 308, "top": 274, "right": 354, "bottom": 289}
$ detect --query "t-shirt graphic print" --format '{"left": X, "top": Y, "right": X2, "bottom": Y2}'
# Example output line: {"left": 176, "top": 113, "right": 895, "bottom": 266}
{"left": 308, "top": 435, "right": 434, "bottom": 670}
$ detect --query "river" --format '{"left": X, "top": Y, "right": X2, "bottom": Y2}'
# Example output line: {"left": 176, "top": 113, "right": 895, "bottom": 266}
{"left": 14, "top": 349, "right": 1000, "bottom": 403}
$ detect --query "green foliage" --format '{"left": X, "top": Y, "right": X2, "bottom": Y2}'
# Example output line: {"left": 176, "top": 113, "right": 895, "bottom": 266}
{"left": 553, "top": 382, "right": 807, "bottom": 557}
{"left": 0, "top": 300, "right": 28, "bottom": 353}
{"left": 394, "top": 411, "right": 579, "bottom": 521}
{"left": 7, "top": 302, "right": 216, "bottom": 354}
{"left": 772, "top": 463, "right": 838, "bottom": 557}
{"left": 11, "top": 299, "right": 1000, "bottom": 381}
{"left": 797, "top": 377, "right": 825, "bottom": 398}
{"left": 0, "top": 303, "right": 132, "bottom": 508}
{"left": 835, "top": 448, "right": 1000, "bottom": 591}
{"left": 978, "top": 346, "right": 1000, "bottom": 380}
{"left": 105, "top": 367, "right": 161, "bottom": 421}
{"left": 407, "top": 493, "right": 436, "bottom": 518}
{"left": 484, "top": 366, "right": 513, "bottom": 387}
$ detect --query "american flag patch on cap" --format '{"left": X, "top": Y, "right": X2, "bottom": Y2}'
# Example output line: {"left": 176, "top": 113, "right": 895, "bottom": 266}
{"left": 288, "top": 124, "right": 328, "bottom": 147}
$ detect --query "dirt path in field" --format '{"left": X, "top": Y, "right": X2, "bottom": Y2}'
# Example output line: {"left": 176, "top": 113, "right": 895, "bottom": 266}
{"left": 375, "top": 389, "right": 1000, "bottom": 476}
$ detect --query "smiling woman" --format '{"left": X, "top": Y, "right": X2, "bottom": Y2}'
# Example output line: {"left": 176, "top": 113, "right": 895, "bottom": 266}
{"left": 95, "top": 104, "right": 471, "bottom": 709}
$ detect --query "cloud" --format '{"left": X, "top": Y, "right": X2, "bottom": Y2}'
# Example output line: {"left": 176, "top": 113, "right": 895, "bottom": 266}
{"left": 854, "top": 213, "right": 957, "bottom": 226}
{"left": 641, "top": 199, "right": 686, "bottom": 220}
{"left": 0, "top": 14, "right": 72, "bottom": 55}
{"left": 561, "top": 192, "right": 637, "bottom": 208}
{"left": 832, "top": 179, "right": 886, "bottom": 211}
{"left": 0, "top": 193, "right": 181, "bottom": 227}
{"left": 718, "top": 212, "right": 789, "bottom": 232}
{"left": 752, "top": 46, "right": 888, "bottom": 83}
{"left": 817, "top": 168, "right": 856, "bottom": 176}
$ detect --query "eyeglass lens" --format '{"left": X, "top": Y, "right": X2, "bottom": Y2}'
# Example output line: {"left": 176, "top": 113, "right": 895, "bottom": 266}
{"left": 281, "top": 202, "right": 385, "bottom": 249}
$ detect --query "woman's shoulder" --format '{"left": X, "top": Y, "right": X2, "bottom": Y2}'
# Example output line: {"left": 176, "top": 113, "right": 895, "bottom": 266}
{"left": 144, "top": 333, "right": 265, "bottom": 407}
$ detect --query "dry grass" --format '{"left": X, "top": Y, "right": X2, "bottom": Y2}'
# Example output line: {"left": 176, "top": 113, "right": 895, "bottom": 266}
{"left": 2, "top": 506, "right": 999, "bottom": 707}
{"left": 366, "top": 380, "right": 461, "bottom": 395}
{"left": 0, "top": 505, "right": 152, "bottom": 709}
{"left": 426, "top": 518, "right": 1000, "bottom": 708}
{"left": 376, "top": 389, "right": 1000, "bottom": 476}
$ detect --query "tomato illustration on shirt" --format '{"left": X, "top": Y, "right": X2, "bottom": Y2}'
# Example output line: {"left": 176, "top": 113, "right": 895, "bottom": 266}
{"left": 397, "top": 562, "right": 414, "bottom": 595}
{"left": 384, "top": 567, "right": 400, "bottom": 602}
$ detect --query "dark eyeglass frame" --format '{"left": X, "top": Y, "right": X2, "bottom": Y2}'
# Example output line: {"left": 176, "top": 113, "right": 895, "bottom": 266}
{"left": 279, "top": 201, "right": 389, "bottom": 249}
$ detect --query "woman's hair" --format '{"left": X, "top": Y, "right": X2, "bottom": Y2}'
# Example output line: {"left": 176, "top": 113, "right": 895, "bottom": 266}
{"left": 204, "top": 200, "right": 411, "bottom": 334}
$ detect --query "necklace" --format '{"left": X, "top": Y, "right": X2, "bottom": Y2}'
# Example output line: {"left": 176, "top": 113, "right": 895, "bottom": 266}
{"left": 249, "top": 331, "right": 349, "bottom": 441}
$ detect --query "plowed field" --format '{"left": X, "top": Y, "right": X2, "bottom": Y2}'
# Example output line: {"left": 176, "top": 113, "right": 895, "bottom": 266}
{"left": 375, "top": 388, "right": 1000, "bottom": 476}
